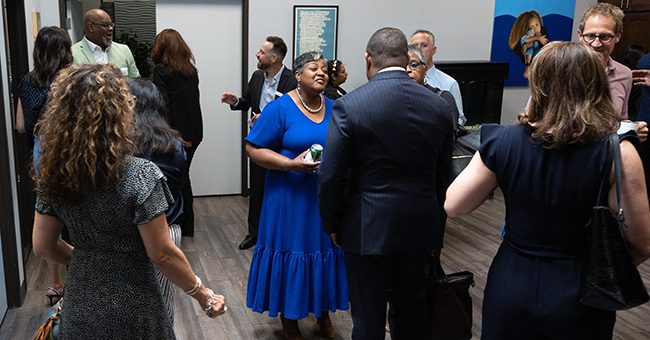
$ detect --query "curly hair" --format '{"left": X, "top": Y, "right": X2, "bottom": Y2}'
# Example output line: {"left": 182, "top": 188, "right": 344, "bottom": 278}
{"left": 518, "top": 42, "right": 619, "bottom": 148}
{"left": 579, "top": 3, "right": 625, "bottom": 34}
{"left": 35, "top": 64, "right": 135, "bottom": 202}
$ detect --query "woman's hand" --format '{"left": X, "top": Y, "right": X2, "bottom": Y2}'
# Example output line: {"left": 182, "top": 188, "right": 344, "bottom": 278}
{"left": 285, "top": 150, "right": 320, "bottom": 173}
{"left": 196, "top": 286, "right": 227, "bottom": 318}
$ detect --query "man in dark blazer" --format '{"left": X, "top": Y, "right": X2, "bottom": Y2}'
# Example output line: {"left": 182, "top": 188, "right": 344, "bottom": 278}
{"left": 319, "top": 27, "right": 454, "bottom": 340}
{"left": 221, "top": 36, "right": 297, "bottom": 250}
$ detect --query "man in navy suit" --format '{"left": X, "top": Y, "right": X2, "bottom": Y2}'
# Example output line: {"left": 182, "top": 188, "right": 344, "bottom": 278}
{"left": 319, "top": 27, "right": 454, "bottom": 339}
{"left": 221, "top": 36, "right": 297, "bottom": 250}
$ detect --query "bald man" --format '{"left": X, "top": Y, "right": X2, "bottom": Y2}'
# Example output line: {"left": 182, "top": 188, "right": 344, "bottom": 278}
{"left": 71, "top": 9, "right": 140, "bottom": 77}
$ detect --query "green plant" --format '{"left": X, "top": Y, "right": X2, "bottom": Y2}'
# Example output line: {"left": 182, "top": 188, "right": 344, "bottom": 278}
{"left": 115, "top": 31, "right": 153, "bottom": 78}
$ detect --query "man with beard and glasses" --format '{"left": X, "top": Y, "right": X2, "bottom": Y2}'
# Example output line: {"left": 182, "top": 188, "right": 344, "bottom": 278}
{"left": 71, "top": 8, "right": 140, "bottom": 78}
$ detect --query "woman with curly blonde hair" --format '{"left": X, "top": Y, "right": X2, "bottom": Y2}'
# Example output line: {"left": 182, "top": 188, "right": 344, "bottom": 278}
{"left": 32, "top": 64, "right": 226, "bottom": 339}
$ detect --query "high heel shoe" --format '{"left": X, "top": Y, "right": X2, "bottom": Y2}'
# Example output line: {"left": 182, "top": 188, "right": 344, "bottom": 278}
{"left": 317, "top": 312, "right": 336, "bottom": 339}
{"left": 46, "top": 287, "right": 63, "bottom": 306}
{"left": 280, "top": 314, "right": 303, "bottom": 340}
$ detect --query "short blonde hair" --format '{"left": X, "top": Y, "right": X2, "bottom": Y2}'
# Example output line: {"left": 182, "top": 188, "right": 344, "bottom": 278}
{"left": 519, "top": 42, "right": 619, "bottom": 148}
{"left": 579, "top": 3, "right": 624, "bottom": 34}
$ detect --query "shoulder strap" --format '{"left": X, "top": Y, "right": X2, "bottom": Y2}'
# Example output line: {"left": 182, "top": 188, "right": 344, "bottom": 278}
{"left": 596, "top": 135, "right": 615, "bottom": 206}
{"left": 611, "top": 133, "right": 624, "bottom": 222}
{"left": 597, "top": 134, "right": 623, "bottom": 221}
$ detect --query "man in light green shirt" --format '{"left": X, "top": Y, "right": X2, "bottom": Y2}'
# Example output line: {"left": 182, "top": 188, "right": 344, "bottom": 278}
{"left": 71, "top": 9, "right": 140, "bottom": 78}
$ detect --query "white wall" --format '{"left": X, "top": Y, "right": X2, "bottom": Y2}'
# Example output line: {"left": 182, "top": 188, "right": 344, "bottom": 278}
{"left": 23, "top": 0, "right": 63, "bottom": 70}
{"left": 67, "top": 0, "right": 84, "bottom": 42}
{"left": 157, "top": 0, "right": 243, "bottom": 195}
{"left": 249, "top": 0, "right": 597, "bottom": 125}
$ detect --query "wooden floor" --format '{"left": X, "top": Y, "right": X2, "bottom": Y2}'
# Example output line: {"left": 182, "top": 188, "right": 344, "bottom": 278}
{"left": 1, "top": 192, "right": 649, "bottom": 339}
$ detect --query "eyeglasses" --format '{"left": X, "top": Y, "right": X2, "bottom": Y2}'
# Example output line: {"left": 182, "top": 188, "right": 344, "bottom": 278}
{"left": 91, "top": 22, "right": 115, "bottom": 29}
{"left": 407, "top": 60, "right": 426, "bottom": 69}
{"left": 581, "top": 33, "right": 615, "bottom": 43}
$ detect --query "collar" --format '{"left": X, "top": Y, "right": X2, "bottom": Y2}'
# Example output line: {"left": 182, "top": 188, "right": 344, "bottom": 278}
{"left": 266, "top": 65, "right": 285, "bottom": 84}
{"left": 378, "top": 66, "right": 406, "bottom": 73}
{"left": 605, "top": 56, "right": 615, "bottom": 75}
{"left": 84, "top": 36, "right": 110, "bottom": 52}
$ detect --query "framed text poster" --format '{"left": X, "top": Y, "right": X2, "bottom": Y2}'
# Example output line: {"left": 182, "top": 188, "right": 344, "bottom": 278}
{"left": 293, "top": 5, "right": 338, "bottom": 61}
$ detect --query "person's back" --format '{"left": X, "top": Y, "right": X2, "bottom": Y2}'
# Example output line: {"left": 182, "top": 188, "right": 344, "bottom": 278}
{"left": 319, "top": 27, "right": 454, "bottom": 340}
{"left": 481, "top": 124, "right": 607, "bottom": 257}
{"left": 331, "top": 70, "right": 453, "bottom": 253}
{"left": 446, "top": 42, "right": 650, "bottom": 339}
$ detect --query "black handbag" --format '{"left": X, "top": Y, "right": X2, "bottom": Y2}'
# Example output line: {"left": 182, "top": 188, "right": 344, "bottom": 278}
{"left": 580, "top": 134, "right": 650, "bottom": 311}
{"left": 427, "top": 251, "right": 474, "bottom": 340}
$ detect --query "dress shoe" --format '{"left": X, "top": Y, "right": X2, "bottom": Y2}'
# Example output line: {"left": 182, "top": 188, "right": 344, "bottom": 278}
{"left": 280, "top": 314, "right": 303, "bottom": 340}
{"left": 317, "top": 312, "right": 336, "bottom": 338}
{"left": 238, "top": 234, "right": 257, "bottom": 250}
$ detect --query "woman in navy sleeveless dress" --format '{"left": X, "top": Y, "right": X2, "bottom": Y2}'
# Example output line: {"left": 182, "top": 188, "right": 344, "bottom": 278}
{"left": 245, "top": 52, "right": 348, "bottom": 339}
{"left": 445, "top": 42, "right": 650, "bottom": 339}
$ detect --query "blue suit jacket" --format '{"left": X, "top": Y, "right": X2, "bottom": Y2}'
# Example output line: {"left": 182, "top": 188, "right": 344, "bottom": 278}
{"left": 318, "top": 70, "right": 454, "bottom": 255}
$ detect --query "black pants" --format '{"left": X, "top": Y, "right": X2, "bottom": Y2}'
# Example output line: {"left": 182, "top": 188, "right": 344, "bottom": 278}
{"left": 180, "top": 143, "right": 199, "bottom": 236}
{"left": 344, "top": 251, "right": 431, "bottom": 340}
{"left": 481, "top": 243, "right": 615, "bottom": 340}
{"left": 247, "top": 161, "right": 267, "bottom": 237}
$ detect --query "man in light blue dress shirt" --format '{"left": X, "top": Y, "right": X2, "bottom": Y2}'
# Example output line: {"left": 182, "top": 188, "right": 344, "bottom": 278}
{"left": 411, "top": 29, "right": 466, "bottom": 125}
{"left": 221, "top": 36, "right": 297, "bottom": 250}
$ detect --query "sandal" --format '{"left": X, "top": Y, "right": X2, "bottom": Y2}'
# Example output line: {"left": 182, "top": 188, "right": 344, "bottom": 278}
{"left": 46, "top": 286, "right": 63, "bottom": 306}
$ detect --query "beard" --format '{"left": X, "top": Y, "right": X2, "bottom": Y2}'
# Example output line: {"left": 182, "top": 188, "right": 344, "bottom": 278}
{"left": 257, "top": 59, "right": 271, "bottom": 70}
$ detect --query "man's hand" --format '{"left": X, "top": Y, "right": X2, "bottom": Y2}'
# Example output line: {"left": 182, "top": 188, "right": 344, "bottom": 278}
{"left": 632, "top": 69, "right": 650, "bottom": 87}
{"left": 330, "top": 233, "right": 341, "bottom": 248}
{"left": 220, "top": 92, "right": 237, "bottom": 105}
{"left": 637, "top": 121, "right": 648, "bottom": 143}
{"left": 250, "top": 113, "right": 261, "bottom": 127}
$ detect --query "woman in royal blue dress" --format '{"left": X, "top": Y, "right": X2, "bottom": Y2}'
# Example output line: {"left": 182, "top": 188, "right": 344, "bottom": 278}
{"left": 245, "top": 51, "right": 349, "bottom": 339}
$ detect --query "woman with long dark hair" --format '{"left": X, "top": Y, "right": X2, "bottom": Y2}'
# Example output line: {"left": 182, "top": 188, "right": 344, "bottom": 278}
{"left": 15, "top": 26, "right": 73, "bottom": 306}
{"left": 32, "top": 64, "right": 226, "bottom": 339}
{"left": 129, "top": 78, "right": 188, "bottom": 326}
{"left": 152, "top": 28, "right": 203, "bottom": 237}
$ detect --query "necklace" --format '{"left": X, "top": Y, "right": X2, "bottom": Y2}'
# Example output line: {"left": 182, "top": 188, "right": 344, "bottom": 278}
{"left": 296, "top": 87, "right": 323, "bottom": 113}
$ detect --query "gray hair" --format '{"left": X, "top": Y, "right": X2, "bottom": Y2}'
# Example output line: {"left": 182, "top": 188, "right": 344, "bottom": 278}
{"left": 407, "top": 44, "right": 425, "bottom": 64}
{"left": 293, "top": 51, "right": 324, "bottom": 73}
{"left": 411, "top": 29, "right": 435, "bottom": 46}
